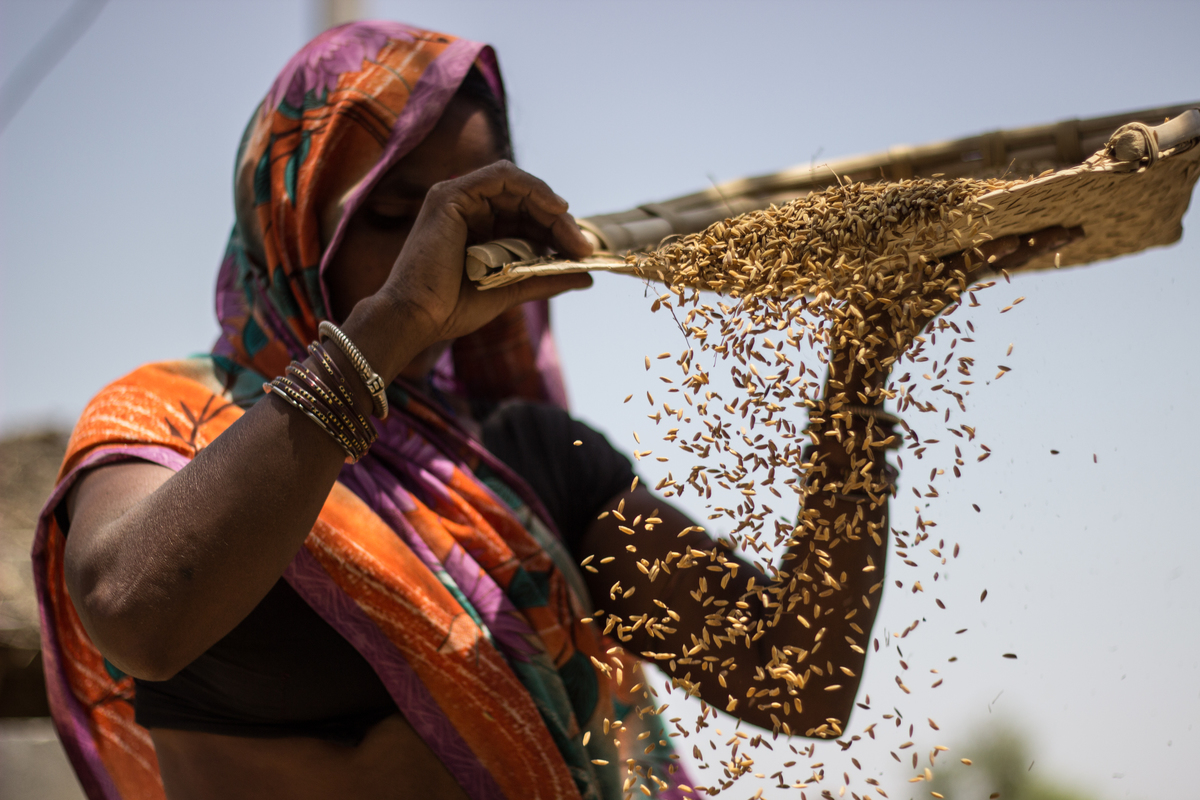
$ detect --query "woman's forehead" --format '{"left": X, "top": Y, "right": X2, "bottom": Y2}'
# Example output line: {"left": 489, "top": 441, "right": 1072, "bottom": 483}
{"left": 370, "top": 101, "right": 501, "bottom": 198}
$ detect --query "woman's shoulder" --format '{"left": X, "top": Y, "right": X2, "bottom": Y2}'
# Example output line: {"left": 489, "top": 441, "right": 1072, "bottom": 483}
{"left": 85, "top": 356, "right": 223, "bottom": 392}
{"left": 63, "top": 357, "right": 252, "bottom": 476}
{"left": 96, "top": 355, "right": 262, "bottom": 397}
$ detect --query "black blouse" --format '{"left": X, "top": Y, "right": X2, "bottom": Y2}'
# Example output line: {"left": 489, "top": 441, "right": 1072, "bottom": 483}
{"left": 129, "top": 401, "right": 634, "bottom": 745}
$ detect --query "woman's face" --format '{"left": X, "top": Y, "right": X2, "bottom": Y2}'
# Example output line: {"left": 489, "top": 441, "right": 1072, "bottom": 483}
{"left": 322, "top": 96, "right": 504, "bottom": 325}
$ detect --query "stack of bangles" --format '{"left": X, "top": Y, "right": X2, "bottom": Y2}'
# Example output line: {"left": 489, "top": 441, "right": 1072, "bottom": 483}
{"left": 803, "top": 403, "right": 903, "bottom": 502}
{"left": 805, "top": 402, "right": 903, "bottom": 445}
{"left": 263, "top": 322, "right": 388, "bottom": 463}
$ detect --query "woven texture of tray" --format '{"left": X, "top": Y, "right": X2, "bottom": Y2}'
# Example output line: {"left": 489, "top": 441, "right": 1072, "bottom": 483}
{"left": 927, "top": 115, "right": 1200, "bottom": 272}
{"left": 468, "top": 105, "right": 1200, "bottom": 290}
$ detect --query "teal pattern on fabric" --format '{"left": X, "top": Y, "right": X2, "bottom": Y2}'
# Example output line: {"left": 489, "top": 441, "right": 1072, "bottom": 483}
{"left": 276, "top": 98, "right": 303, "bottom": 121}
{"left": 432, "top": 566, "right": 491, "bottom": 644}
{"left": 102, "top": 658, "right": 126, "bottom": 683}
{"left": 241, "top": 316, "right": 268, "bottom": 358}
{"left": 505, "top": 567, "right": 550, "bottom": 610}
{"left": 209, "top": 355, "right": 270, "bottom": 411}
{"left": 269, "top": 265, "right": 302, "bottom": 320}
{"left": 253, "top": 149, "right": 272, "bottom": 205}
{"left": 477, "top": 469, "right": 524, "bottom": 512}
{"left": 558, "top": 649, "right": 600, "bottom": 724}
{"left": 283, "top": 130, "right": 311, "bottom": 204}
{"left": 508, "top": 656, "right": 603, "bottom": 800}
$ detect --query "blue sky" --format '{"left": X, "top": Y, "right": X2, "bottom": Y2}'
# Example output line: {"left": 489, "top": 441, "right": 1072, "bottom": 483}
{"left": 2, "top": 1, "right": 1198, "bottom": 796}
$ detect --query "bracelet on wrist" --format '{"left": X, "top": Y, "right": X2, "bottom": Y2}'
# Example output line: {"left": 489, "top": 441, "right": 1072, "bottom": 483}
{"left": 318, "top": 321, "right": 389, "bottom": 420}
{"left": 800, "top": 454, "right": 898, "bottom": 503}
{"left": 263, "top": 348, "right": 379, "bottom": 463}
{"left": 806, "top": 404, "right": 903, "bottom": 453}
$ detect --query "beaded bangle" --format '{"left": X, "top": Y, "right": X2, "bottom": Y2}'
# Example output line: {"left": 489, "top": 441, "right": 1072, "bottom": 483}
{"left": 264, "top": 379, "right": 363, "bottom": 463}
{"left": 264, "top": 354, "right": 377, "bottom": 462}
{"left": 318, "top": 321, "right": 388, "bottom": 420}
{"left": 308, "top": 343, "right": 375, "bottom": 431}
{"left": 285, "top": 362, "right": 377, "bottom": 450}
{"left": 273, "top": 374, "right": 370, "bottom": 462}
{"left": 305, "top": 344, "right": 380, "bottom": 451}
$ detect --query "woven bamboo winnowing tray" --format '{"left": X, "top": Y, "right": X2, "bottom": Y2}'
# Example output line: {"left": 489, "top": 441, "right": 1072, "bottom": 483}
{"left": 468, "top": 104, "right": 1200, "bottom": 290}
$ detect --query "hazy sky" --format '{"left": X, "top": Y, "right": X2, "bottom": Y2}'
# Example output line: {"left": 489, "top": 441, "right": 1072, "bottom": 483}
{"left": 2, "top": 1, "right": 1199, "bottom": 797}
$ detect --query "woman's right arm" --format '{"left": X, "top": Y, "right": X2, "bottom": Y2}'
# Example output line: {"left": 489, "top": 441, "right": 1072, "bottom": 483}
{"left": 64, "top": 393, "right": 357, "bottom": 681}
{"left": 63, "top": 162, "right": 593, "bottom": 681}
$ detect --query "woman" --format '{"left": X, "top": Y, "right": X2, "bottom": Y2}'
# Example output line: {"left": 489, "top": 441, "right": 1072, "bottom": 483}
{"left": 34, "top": 20, "right": 1073, "bottom": 800}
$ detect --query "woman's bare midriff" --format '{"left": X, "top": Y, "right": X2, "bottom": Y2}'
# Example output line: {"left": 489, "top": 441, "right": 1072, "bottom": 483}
{"left": 151, "top": 713, "right": 471, "bottom": 800}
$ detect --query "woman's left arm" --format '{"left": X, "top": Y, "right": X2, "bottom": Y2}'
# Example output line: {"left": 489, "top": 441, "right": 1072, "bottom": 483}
{"left": 579, "top": 226, "right": 1082, "bottom": 736}
{"left": 579, "top": 359, "right": 890, "bottom": 737}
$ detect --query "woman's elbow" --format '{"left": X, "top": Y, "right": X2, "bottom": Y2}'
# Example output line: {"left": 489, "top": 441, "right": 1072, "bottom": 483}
{"left": 64, "top": 555, "right": 187, "bottom": 682}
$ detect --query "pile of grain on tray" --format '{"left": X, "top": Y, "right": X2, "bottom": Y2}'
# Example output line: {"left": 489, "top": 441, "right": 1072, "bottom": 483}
{"left": 594, "top": 177, "right": 1023, "bottom": 798}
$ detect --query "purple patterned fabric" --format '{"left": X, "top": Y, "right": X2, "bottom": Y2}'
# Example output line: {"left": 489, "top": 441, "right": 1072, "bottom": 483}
{"left": 283, "top": 548, "right": 505, "bottom": 799}
{"left": 33, "top": 445, "right": 192, "bottom": 800}
{"left": 34, "top": 442, "right": 513, "bottom": 797}
{"left": 337, "top": 429, "right": 542, "bottom": 663}
{"left": 315, "top": 37, "right": 500, "bottom": 315}
{"left": 266, "top": 22, "right": 417, "bottom": 110}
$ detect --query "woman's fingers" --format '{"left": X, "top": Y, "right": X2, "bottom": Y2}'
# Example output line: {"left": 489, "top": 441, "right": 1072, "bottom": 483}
{"left": 990, "top": 225, "right": 1083, "bottom": 272}
{"left": 447, "top": 162, "right": 593, "bottom": 259}
{"left": 977, "top": 234, "right": 1021, "bottom": 266}
{"left": 450, "top": 161, "right": 565, "bottom": 229}
{"left": 548, "top": 213, "right": 594, "bottom": 260}
{"left": 384, "top": 160, "right": 591, "bottom": 317}
{"left": 946, "top": 225, "right": 1085, "bottom": 279}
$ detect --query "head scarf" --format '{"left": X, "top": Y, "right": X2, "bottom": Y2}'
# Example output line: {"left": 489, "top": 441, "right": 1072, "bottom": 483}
{"left": 212, "top": 20, "right": 567, "bottom": 407}
{"left": 34, "top": 21, "right": 691, "bottom": 800}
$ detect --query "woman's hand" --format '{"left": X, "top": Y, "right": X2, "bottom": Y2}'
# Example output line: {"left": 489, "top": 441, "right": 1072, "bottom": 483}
{"left": 943, "top": 224, "right": 1084, "bottom": 285}
{"left": 867, "top": 225, "right": 1087, "bottom": 368}
{"left": 345, "top": 161, "right": 595, "bottom": 383}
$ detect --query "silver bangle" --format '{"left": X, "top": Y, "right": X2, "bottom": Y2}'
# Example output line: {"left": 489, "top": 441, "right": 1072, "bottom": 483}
{"left": 841, "top": 404, "right": 900, "bottom": 426}
{"left": 318, "top": 321, "right": 389, "bottom": 420}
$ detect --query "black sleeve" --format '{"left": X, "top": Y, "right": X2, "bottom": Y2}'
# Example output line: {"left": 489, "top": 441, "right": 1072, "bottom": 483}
{"left": 480, "top": 401, "right": 635, "bottom": 557}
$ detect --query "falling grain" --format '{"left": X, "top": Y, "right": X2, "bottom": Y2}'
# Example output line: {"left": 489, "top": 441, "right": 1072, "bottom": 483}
{"left": 583, "top": 173, "right": 1063, "bottom": 795}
